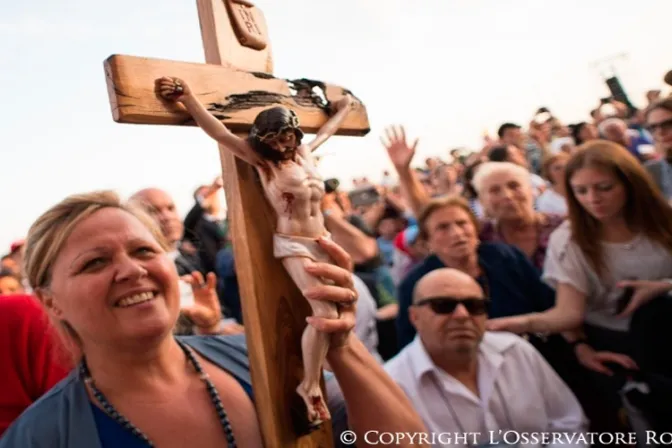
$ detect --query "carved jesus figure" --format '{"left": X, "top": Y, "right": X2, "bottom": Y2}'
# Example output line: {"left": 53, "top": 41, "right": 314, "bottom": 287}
{"left": 156, "top": 76, "right": 355, "bottom": 427}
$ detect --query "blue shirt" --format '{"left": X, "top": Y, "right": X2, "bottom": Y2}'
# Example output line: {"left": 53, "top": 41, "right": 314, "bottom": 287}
{"left": 377, "top": 237, "right": 395, "bottom": 266}
{"left": 0, "top": 334, "right": 347, "bottom": 448}
{"left": 395, "top": 242, "right": 556, "bottom": 350}
{"left": 90, "top": 373, "right": 254, "bottom": 448}
{"left": 627, "top": 131, "right": 654, "bottom": 161}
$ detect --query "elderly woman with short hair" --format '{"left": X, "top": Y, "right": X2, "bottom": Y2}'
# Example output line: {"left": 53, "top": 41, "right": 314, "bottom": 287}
{"left": 394, "top": 195, "right": 556, "bottom": 351}
{"left": 472, "top": 161, "right": 565, "bottom": 270}
{"left": 383, "top": 129, "right": 562, "bottom": 271}
{"left": 0, "top": 191, "right": 426, "bottom": 448}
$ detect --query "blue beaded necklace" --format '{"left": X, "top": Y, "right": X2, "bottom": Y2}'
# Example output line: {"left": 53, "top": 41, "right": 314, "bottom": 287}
{"left": 79, "top": 339, "right": 237, "bottom": 447}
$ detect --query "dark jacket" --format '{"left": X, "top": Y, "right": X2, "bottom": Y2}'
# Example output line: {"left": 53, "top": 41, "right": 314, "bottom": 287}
{"left": 183, "top": 201, "right": 227, "bottom": 274}
{"left": 395, "top": 242, "right": 556, "bottom": 350}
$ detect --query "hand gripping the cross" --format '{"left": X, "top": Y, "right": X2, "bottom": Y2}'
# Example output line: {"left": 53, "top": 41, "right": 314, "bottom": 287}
{"left": 156, "top": 76, "right": 191, "bottom": 100}
{"left": 154, "top": 75, "right": 263, "bottom": 167}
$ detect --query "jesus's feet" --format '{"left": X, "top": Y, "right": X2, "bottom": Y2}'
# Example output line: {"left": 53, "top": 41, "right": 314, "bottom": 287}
{"left": 296, "top": 383, "right": 331, "bottom": 427}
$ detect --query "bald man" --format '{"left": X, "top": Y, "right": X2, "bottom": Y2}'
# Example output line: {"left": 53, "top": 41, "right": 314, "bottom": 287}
{"left": 384, "top": 269, "right": 587, "bottom": 447}
{"left": 129, "top": 188, "right": 202, "bottom": 276}
{"left": 129, "top": 188, "right": 244, "bottom": 336}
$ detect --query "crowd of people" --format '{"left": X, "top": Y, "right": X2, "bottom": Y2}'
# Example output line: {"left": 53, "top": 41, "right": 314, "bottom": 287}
{"left": 1, "top": 70, "right": 672, "bottom": 447}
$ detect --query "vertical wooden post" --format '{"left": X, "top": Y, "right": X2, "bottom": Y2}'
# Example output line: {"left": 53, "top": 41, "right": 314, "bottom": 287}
{"left": 195, "top": 1, "right": 333, "bottom": 446}
{"left": 105, "top": 2, "right": 368, "bottom": 444}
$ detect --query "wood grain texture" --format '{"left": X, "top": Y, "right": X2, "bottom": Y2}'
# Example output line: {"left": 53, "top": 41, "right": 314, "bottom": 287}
{"left": 104, "top": 54, "right": 370, "bottom": 136}
{"left": 217, "top": 152, "right": 334, "bottom": 447}
{"left": 200, "top": 0, "right": 273, "bottom": 73}
{"left": 195, "top": 0, "right": 341, "bottom": 446}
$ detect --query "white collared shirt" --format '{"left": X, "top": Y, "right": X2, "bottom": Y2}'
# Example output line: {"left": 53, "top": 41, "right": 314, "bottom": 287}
{"left": 384, "top": 332, "right": 588, "bottom": 448}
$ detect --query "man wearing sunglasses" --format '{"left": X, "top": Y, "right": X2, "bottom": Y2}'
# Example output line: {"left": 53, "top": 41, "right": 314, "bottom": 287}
{"left": 384, "top": 269, "right": 587, "bottom": 447}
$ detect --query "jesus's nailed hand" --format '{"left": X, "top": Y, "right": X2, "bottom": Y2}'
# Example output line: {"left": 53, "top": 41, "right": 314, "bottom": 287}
{"left": 330, "top": 95, "right": 354, "bottom": 114}
{"left": 155, "top": 76, "right": 192, "bottom": 101}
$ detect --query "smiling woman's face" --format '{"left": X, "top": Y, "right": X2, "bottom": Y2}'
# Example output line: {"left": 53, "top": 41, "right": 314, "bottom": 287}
{"left": 43, "top": 208, "right": 180, "bottom": 350}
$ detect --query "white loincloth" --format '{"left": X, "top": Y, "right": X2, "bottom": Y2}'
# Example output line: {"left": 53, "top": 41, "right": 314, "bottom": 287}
{"left": 273, "top": 233, "right": 333, "bottom": 263}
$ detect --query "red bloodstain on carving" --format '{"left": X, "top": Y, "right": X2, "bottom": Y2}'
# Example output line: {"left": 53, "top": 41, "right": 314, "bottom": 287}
{"left": 282, "top": 192, "right": 295, "bottom": 215}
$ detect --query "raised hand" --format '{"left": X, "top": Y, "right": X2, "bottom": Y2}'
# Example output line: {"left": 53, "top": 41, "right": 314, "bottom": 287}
{"left": 381, "top": 125, "right": 418, "bottom": 171}
{"left": 180, "top": 271, "right": 222, "bottom": 334}
{"left": 155, "top": 76, "right": 192, "bottom": 101}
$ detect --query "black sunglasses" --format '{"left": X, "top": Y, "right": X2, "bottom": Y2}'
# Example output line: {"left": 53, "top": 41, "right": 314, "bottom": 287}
{"left": 415, "top": 297, "right": 490, "bottom": 315}
{"left": 646, "top": 118, "right": 672, "bottom": 134}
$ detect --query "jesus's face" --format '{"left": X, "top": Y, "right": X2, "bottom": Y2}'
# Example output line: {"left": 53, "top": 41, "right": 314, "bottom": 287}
{"left": 265, "top": 129, "right": 298, "bottom": 153}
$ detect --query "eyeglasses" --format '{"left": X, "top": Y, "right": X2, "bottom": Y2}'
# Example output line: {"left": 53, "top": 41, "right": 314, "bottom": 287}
{"left": 414, "top": 297, "right": 490, "bottom": 315}
{"left": 646, "top": 118, "right": 672, "bottom": 134}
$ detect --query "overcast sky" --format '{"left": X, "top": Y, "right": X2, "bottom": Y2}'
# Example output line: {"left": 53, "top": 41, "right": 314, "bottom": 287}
{"left": 1, "top": 0, "right": 670, "bottom": 252}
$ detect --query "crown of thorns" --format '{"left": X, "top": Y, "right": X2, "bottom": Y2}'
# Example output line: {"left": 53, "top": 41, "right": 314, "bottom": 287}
{"left": 250, "top": 109, "right": 301, "bottom": 142}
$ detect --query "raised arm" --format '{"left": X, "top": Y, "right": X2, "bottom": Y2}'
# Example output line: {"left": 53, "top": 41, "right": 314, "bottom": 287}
{"left": 156, "top": 77, "right": 261, "bottom": 166}
{"left": 302, "top": 237, "right": 428, "bottom": 447}
{"left": 381, "top": 126, "right": 431, "bottom": 218}
{"left": 328, "top": 337, "right": 428, "bottom": 447}
{"left": 306, "top": 95, "right": 354, "bottom": 153}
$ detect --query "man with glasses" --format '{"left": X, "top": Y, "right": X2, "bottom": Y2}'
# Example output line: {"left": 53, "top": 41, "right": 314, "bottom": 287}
{"left": 384, "top": 268, "right": 587, "bottom": 447}
{"left": 644, "top": 97, "right": 672, "bottom": 201}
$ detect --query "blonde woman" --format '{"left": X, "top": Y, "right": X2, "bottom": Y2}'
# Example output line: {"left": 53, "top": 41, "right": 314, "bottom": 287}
{"left": 0, "top": 191, "right": 426, "bottom": 448}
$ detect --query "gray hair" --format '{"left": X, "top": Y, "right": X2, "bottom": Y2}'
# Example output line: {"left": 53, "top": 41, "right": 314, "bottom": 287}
{"left": 598, "top": 117, "right": 626, "bottom": 135}
{"left": 471, "top": 161, "right": 531, "bottom": 196}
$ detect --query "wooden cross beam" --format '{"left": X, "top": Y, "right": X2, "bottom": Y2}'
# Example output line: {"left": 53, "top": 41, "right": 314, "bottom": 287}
{"left": 103, "top": 0, "right": 370, "bottom": 446}
{"left": 105, "top": 54, "right": 369, "bottom": 136}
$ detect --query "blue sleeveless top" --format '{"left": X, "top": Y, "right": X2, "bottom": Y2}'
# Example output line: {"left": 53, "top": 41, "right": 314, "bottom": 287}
{"left": 0, "top": 334, "right": 345, "bottom": 448}
{"left": 91, "top": 377, "right": 253, "bottom": 447}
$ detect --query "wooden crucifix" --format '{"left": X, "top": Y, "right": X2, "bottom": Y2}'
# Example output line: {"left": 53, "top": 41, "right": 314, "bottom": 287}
{"left": 103, "top": 0, "right": 370, "bottom": 446}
